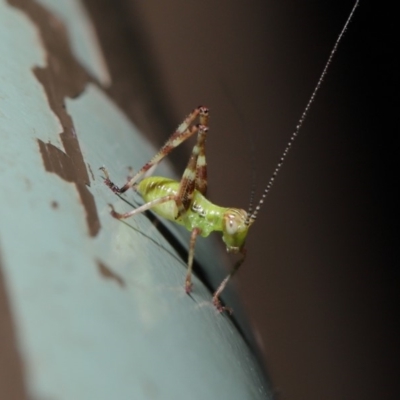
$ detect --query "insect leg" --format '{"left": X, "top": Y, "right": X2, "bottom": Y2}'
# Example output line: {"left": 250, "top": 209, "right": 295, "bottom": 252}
{"left": 212, "top": 248, "right": 247, "bottom": 313}
{"left": 175, "top": 124, "right": 209, "bottom": 218}
{"left": 185, "top": 227, "right": 202, "bottom": 293}
{"left": 108, "top": 194, "right": 176, "bottom": 220}
{"left": 194, "top": 106, "right": 209, "bottom": 195}
{"left": 102, "top": 107, "right": 208, "bottom": 194}
{"left": 186, "top": 104, "right": 212, "bottom": 195}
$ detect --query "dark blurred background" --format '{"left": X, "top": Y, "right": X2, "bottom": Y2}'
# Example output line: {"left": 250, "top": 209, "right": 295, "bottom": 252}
{"left": 84, "top": 1, "right": 398, "bottom": 399}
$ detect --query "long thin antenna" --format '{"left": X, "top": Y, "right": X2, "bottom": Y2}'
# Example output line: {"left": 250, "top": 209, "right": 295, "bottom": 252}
{"left": 246, "top": 127, "right": 258, "bottom": 218}
{"left": 248, "top": 1, "right": 359, "bottom": 224}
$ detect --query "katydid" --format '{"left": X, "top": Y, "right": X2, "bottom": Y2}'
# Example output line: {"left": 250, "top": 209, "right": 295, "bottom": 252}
{"left": 101, "top": 1, "right": 359, "bottom": 313}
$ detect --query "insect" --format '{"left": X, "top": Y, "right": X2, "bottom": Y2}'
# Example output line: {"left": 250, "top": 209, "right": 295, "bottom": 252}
{"left": 101, "top": 1, "right": 359, "bottom": 313}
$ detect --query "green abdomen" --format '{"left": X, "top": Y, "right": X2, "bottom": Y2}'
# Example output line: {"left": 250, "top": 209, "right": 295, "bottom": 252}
{"left": 137, "top": 176, "right": 227, "bottom": 236}
{"left": 137, "top": 177, "right": 182, "bottom": 223}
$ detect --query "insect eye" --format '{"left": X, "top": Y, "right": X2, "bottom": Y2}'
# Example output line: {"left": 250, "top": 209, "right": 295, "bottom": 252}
{"left": 224, "top": 214, "right": 238, "bottom": 235}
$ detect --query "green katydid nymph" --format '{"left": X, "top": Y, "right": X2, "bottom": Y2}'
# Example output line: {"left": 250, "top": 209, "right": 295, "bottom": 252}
{"left": 101, "top": 1, "right": 359, "bottom": 313}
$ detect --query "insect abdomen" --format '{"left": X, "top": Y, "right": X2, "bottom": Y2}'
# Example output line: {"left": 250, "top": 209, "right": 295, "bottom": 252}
{"left": 137, "top": 177, "right": 183, "bottom": 223}
{"left": 137, "top": 176, "right": 227, "bottom": 235}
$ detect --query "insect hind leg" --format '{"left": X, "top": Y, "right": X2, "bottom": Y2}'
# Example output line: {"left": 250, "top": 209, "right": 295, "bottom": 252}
{"left": 109, "top": 194, "right": 176, "bottom": 220}
{"left": 194, "top": 106, "right": 209, "bottom": 195}
{"left": 102, "top": 107, "right": 207, "bottom": 194}
{"left": 175, "top": 123, "right": 209, "bottom": 217}
{"left": 174, "top": 106, "right": 210, "bottom": 215}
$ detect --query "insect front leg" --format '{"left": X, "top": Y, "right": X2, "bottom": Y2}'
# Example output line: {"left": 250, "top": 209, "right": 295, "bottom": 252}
{"left": 212, "top": 248, "right": 247, "bottom": 313}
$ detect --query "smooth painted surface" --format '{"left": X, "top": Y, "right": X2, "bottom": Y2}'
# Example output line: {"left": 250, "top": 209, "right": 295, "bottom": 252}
{"left": 0, "top": 1, "right": 272, "bottom": 399}
{"left": 36, "top": 0, "right": 111, "bottom": 85}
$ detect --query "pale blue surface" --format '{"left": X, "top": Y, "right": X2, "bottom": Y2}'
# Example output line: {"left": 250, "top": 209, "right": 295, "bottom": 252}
{"left": 36, "top": 0, "right": 111, "bottom": 85}
{"left": 0, "top": 1, "right": 272, "bottom": 399}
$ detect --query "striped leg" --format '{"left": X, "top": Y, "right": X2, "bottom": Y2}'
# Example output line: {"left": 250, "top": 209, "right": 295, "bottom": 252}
{"left": 174, "top": 121, "right": 209, "bottom": 294}
{"left": 102, "top": 106, "right": 209, "bottom": 194}
{"left": 194, "top": 106, "right": 209, "bottom": 195}
{"left": 173, "top": 106, "right": 210, "bottom": 217}
{"left": 175, "top": 124, "right": 209, "bottom": 218}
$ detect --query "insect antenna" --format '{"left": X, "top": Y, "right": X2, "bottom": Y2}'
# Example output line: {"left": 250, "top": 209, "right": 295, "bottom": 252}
{"left": 246, "top": 0, "right": 359, "bottom": 225}
{"left": 246, "top": 121, "right": 258, "bottom": 218}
